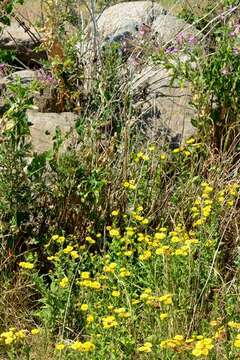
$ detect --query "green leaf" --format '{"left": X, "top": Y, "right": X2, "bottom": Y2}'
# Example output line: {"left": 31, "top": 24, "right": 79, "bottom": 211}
{"left": 0, "top": 15, "right": 11, "bottom": 26}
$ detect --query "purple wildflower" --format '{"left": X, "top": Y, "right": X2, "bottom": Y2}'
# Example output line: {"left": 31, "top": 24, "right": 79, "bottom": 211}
{"left": 188, "top": 35, "right": 197, "bottom": 46}
{"left": 165, "top": 46, "right": 178, "bottom": 54}
{"left": 176, "top": 32, "right": 184, "bottom": 45}
{"left": 138, "top": 24, "right": 151, "bottom": 37}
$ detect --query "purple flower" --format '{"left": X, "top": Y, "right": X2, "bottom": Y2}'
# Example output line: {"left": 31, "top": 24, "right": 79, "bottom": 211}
{"left": 37, "top": 69, "right": 56, "bottom": 84}
{"left": 176, "top": 32, "right": 184, "bottom": 45}
{"left": 188, "top": 35, "right": 197, "bottom": 46}
{"left": 47, "top": 75, "right": 54, "bottom": 82}
{"left": 138, "top": 24, "right": 151, "bottom": 37}
{"left": 165, "top": 46, "right": 178, "bottom": 54}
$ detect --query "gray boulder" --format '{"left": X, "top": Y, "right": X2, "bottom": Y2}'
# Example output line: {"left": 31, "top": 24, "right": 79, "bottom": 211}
{"left": 0, "top": 70, "right": 37, "bottom": 107}
{"left": 0, "top": 21, "right": 44, "bottom": 65}
{"left": 96, "top": 1, "right": 166, "bottom": 40}
{"left": 0, "top": 21, "right": 39, "bottom": 49}
{"left": 7, "top": 70, "right": 37, "bottom": 84}
{"left": 152, "top": 14, "right": 198, "bottom": 45}
{"left": 27, "top": 110, "right": 78, "bottom": 154}
{"left": 131, "top": 64, "right": 195, "bottom": 145}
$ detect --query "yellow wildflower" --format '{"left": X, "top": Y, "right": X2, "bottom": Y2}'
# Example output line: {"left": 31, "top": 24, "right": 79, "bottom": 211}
{"left": 139, "top": 250, "right": 152, "bottom": 261}
{"left": 159, "top": 294, "right": 173, "bottom": 305}
{"left": 70, "top": 250, "right": 79, "bottom": 259}
{"left": 81, "top": 272, "right": 90, "bottom": 279}
{"left": 228, "top": 321, "right": 240, "bottom": 329}
{"left": 70, "top": 341, "right": 85, "bottom": 351}
{"left": 59, "top": 277, "right": 69, "bottom": 288}
{"left": 87, "top": 314, "right": 94, "bottom": 323}
{"left": 175, "top": 246, "right": 189, "bottom": 256}
{"left": 234, "top": 334, "right": 240, "bottom": 348}
{"left": 80, "top": 304, "right": 88, "bottom": 311}
{"left": 15, "top": 330, "right": 25, "bottom": 339}
{"left": 85, "top": 236, "right": 96, "bottom": 244}
{"left": 192, "top": 338, "right": 214, "bottom": 357}
{"left": 83, "top": 341, "right": 95, "bottom": 352}
{"left": 55, "top": 343, "right": 65, "bottom": 350}
{"left": 154, "top": 232, "right": 166, "bottom": 240}
{"left": 104, "top": 262, "right": 117, "bottom": 273}
{"left": 186, "top": 138, "right": 195, "bottom": 144}
{"left": 31, "top": 328, "right": 41, "bottom": 335}
{"left": 109, "top": 228, "right": 120, "bottom": 238}
{"left": 63, "top": 245, "right": 73, "bottom": 254}
{"left": 138, "top": 342, "right": 152, "bottom": 353}
{"left": 19, "top": 261, "right": 34, "bottom": 270}
{"left": 102, "top": 315, "right": 118, "bottom": 329}
{"left": 160, "top": 313, "right": 168, "bottom": 320}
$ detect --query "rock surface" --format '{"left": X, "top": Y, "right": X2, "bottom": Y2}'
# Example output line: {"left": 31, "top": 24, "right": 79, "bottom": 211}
{"left": 152, "top": 14, "right": 197, "bottom": 45}
{"left": 7, "top": 70, "right": 36, "bottom": 83}
{"left": 0, "top": 21, "right": 44, "bottom": 65}
{"left": 131, "top": 64, "right": 195, "bottom": 144}
{"left": 0, "top": 21, "right": 39, "bottom": 49}
{"left": 27, "top": 110, "right": 78, "bottom": 153}
{"left": 96, "top": 1, "right": 166, "bottom": 40}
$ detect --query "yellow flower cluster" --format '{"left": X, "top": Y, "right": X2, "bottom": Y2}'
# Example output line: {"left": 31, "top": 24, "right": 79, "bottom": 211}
{"left": 103, "top": 262, "right": 117, "bottom": 273}
{"left": 139, "top": 250, "right": 152, "bottom": 261}
{"left": 138, "top": 342, "right": 152, "bottom": 352}
{"left": 59, "top": 276, "right": 69, "bottom": 288}
{"left": 86, "top": 236, "right": 96, "bottom": 244}
{"left": 113, "top": 307, "right": 130, "bottom": 318}
{"left": 139, "top": 289, "right": 173, "bottom": 306}
{"left": 234, "top": 334, "right": 240, "bottom": 348}
{"left": 51, "top": 235, "right": 65, "bottom": 244}
{"left": 134, "top": 151, "right": 150, "bottom": 162}
{"left": 160, "top": 335, "right": 185, "bottom": 349}
{"left": 56, "top": 340, "right": 95, "bottom": 352}
{"left": 70, "top": 340, "right": 95, "bottom": 352}
{"left": 102, "top": 315, "right": 118, "bottom": 329}
{"left": 0, "top": 328, "right": 25, "bottom": 345}
{"left": 192, "top": 182, "right": 214, "bottom": 227}
{"left": 19, "top": 261, "right": 34, "bottom": 270}
{"left": 160, "top": 335, "right": 214, "bottom": 356}
{"left": 77, "top": 279, "right": 101, "bottom": 290}
{"left": 0, "top": 327, "right": 40, "bottom": 346}
{"left": 172, "top": 138, "right": 202, "bottom": 157}
{"left": 108, "top": 227, "right": 120, "bottom": 238}
{"left": 135, "top": 223, "right": 198, "bottom": 260}
{"left": 123, "top": 180, "right": 137, "bottom": 190}
{"left": 228, "top": 321, "right": 240, "bottom": 329}
{"left": 217, "top": 183, "right": 239, "bottom": 206}
{"left": 192, "top": 337, "right": 214, "bottom": 357}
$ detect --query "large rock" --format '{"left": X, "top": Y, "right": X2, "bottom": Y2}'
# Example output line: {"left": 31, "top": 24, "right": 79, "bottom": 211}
{"left": 0, "top": 70, "right": 37, "bottom": 113}
{"left": 152, "top": 14, "right": 198, "bottom": 45}
{"left": 0, "top": 21, "right": 39, "bottom": 49}
{"left": 0, "top": 21, "right": 45, "bottom": 65}
{"left": 4, "top": 70, "right": 36, "bottom": 85}
{"left": 131, "top": 63, "right": 195, "bottom": 145}
{"left": 96, "top": 1, "right": 166, "bottom": 40}
{"left": 27, "top": 110, "right": 78, "bottom": 153}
